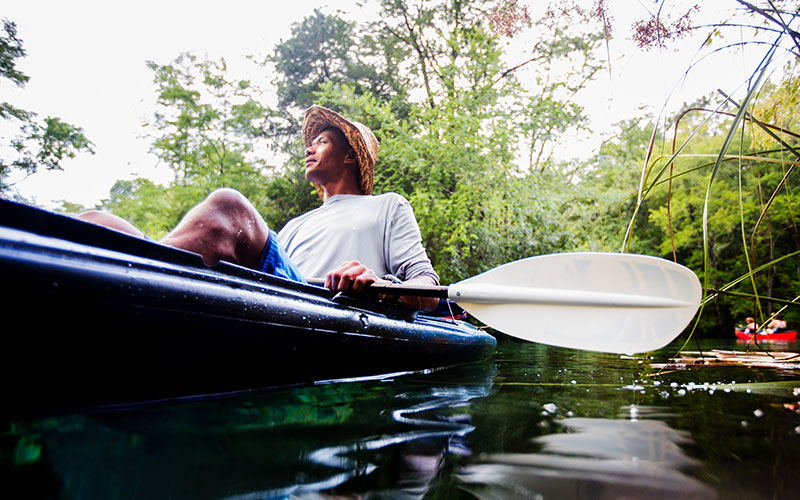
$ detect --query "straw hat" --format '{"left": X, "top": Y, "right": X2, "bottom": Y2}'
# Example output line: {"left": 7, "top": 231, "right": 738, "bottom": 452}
{"left": 302, "top": 105, "right": 379, "bottom": 195}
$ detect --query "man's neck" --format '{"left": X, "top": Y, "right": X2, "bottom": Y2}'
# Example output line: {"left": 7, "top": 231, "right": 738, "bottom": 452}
{"left": 321, "top": 179, "right": 363, "bottom": 201}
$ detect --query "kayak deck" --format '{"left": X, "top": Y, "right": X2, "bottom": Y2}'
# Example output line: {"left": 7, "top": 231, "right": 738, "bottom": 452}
{"left": 0, "top": 199, "right": 496, "bottom": 414}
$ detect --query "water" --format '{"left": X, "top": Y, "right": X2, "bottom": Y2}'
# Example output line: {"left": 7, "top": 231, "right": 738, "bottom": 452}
{"left": 4, "top": 337, "right": 800, "bottom": 499}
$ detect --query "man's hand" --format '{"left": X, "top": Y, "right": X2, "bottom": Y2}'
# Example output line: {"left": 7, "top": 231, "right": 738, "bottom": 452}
{"left": 325, "top": 260, "right": 380, "bottom": 294}
{"left": 325, "top": 261, "right": 438, "bottom": 312}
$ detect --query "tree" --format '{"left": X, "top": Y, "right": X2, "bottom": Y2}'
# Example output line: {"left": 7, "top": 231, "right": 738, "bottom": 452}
{"left": 102, "top": 53, "right": 319, "bottom": 237}
{"left": 0, "top": 19, "right": 93, "bottom": 197}
{"left": 297, "top": 0, "right": 604, "bottom": 282}
{"left": 271, "top": 10, "right": 406, "bottom": 113}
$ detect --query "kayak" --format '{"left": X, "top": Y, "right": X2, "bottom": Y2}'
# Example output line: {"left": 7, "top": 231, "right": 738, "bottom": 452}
{"left": 0, "top": 198, "right": 496, "bottom": 414}
{"left": 734, "top": 328, "right": 797, "bottom": 341}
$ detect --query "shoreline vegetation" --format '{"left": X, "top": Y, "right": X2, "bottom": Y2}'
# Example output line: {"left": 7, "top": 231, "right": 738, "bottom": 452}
{"left": 2, "top": 1, "right": 798, "bottom": 340}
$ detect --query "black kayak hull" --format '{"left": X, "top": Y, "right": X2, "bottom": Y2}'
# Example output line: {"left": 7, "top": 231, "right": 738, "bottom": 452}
{"left": 0, "top": 199, "right": 496, "bottom": 414}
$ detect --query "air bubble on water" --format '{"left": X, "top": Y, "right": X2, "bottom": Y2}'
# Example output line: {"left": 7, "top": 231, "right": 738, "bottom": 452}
{"left": 622, "top": 385, "right": 645, "bottom": 391}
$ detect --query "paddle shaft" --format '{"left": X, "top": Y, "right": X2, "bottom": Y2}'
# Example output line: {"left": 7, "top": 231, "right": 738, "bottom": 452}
{"left": 306, "top": 278, "right": 448, "bottom": 297}
{"left": 368, "top": 282, "right": 449, "bottom": 298}
{"left": 370, "top": 282, "right": 695, "bottom": 308}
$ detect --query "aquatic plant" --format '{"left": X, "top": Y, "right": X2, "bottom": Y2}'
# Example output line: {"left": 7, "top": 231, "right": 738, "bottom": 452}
{"left": 620, "top": 1, "right": 800, "bottom": 344}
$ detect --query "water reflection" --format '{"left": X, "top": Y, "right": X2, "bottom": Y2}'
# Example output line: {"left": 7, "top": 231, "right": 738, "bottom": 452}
{"left": 236, "top": 376, "right": 493, "bottom": 499}
{"left": 5, "top": 363, "right": 495, "bottom": 500}
{"left": 457, "top": 405, "right": 717, "bottom": 500}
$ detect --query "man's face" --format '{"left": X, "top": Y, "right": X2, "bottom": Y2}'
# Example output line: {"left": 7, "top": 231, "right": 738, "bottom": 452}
{"left": 304, "top": 128, "right": 355, "bottom": 186}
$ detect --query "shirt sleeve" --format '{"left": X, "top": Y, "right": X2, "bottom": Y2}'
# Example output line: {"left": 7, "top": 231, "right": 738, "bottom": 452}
{"left": 385, "top": 195, "right": 440, "bottom": 284}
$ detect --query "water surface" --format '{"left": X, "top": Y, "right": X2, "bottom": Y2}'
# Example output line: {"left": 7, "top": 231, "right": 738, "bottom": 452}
{"left": 4, "top": 337, "right": 800, "bottom": 499}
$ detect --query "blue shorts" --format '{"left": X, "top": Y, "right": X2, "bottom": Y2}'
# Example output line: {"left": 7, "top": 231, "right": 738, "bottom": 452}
{"left": 258, "top": 230, "right": 306, "bottom": 283}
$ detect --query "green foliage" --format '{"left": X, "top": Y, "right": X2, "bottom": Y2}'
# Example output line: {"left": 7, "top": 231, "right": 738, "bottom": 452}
{"left": 0, "top": 19, "right": 94, "bottom": 195}
{"left": 271, "top": 10, "right": 405, "bottom": 113}
{"left": 304, "top": 0, "right": 602, "bottom": 282}
{"left": 566, "top": 119, "right": 661, "bottom": 252}
{"left": 101, "top": 53, "right": 321, "bottom": 235}
{"left": 145, "top": 54, "right": 266, "bottom": 183}
{"left": 53, "top": 199, "right": 89, "bottom": 215}
{"left": 0, "top": 19, "right": 28, "bottom": 89}
{"left": 100, "top": 179, "right": 177, "bottom": 238}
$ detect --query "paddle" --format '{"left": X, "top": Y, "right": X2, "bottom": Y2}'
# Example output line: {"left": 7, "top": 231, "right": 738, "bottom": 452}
{"left": 368, "top": 253, "right": 702, "bottom": 354}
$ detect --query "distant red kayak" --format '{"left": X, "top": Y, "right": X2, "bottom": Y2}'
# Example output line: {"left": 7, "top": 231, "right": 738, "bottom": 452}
{"left": 735, "top": 329, "right": 797, "bottom": 341}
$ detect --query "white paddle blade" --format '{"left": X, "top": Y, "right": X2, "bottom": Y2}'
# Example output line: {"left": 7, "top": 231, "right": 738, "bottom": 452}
{"left": 448, "top": 253, "right": 702, "bottom": 354}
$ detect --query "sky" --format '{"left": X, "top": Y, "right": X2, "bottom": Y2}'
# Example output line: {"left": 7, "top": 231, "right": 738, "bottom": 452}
{"left": 1, "top": 0, "right": 785, "bottom": 209}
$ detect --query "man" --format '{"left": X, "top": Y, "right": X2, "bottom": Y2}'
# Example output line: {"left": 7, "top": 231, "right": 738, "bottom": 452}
{"left": 79, "top": 105, "right": 439, "bottom": 310}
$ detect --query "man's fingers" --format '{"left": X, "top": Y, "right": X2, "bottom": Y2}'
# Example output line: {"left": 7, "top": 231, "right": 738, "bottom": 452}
{"left": 351, "top": 271, "right": 377, "bottom": 293}
{"left": 325, "top": 260, "right": 378, "bottom": 294}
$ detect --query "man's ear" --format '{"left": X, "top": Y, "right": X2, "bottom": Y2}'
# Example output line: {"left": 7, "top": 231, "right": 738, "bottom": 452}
{"left": 344, "top": 150, "right": 357, "bottom": 165}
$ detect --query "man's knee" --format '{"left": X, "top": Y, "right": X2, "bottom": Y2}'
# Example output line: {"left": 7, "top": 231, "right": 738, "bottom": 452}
{"left": 202, "top": 188, "right": 253, "bottom": 217}
{"left": 197, "top": 188, "right": 266, "bottom": 238}
{"left": 165, "top": 188, "right": 268, "bottom": 269}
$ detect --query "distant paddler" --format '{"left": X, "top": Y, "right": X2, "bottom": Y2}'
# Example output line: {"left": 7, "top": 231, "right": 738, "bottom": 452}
{"left": 766, "top": 314, "right": 788, "bottom": 334}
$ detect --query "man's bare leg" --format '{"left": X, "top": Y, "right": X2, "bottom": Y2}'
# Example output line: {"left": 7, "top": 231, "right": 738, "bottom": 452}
{"left": 77, "top": 211, "right": 146, "bottom": 238}
{"left": 79, "top": 188, "right": 269, "bottom": 270}
{"left": 160, "top": 188, "right": 269, "bottom": 269}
